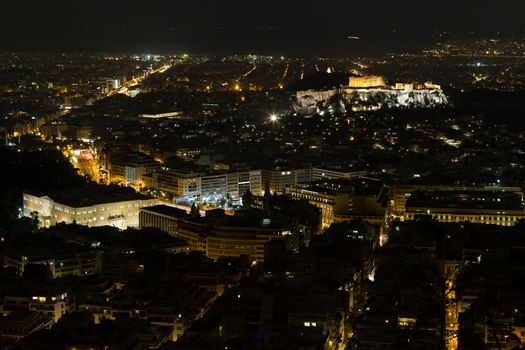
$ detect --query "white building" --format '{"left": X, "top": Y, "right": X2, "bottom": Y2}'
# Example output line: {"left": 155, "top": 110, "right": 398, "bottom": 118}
{"left": 23, "top": 193, "right": 159, "bottom": 229}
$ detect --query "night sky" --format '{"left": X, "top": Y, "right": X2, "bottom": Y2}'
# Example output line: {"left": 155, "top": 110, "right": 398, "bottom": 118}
{"left": 2, "top": 0, "right": 524, "bottom": 55}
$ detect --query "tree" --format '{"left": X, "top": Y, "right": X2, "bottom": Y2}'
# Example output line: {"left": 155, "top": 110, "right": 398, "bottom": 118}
{"left": 242, "top": 189, "right": 254, "bottom": 209}
{"left": 264, "top": 182, "right": 271, "bottom": 201}
{"left": 190, "top": 202, "right": 200, "bottom": 217}
{"left": 226, "top": 193, "right": 233, "bottom": 208}
{"left": 30, "top": 211, "right": 39, "bottom": 221}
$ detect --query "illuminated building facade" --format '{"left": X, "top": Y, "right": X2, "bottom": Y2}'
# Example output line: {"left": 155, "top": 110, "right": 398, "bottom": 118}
{"left": 109, "top": 154, "right": 160, "bottom": 188}
{"left": 139, "top": 205, "right": 188, "bottom": 235}
{"left": 286, "top": 179, "right": 385, "bottom": 228}
{"left": 296, "top": 89, "right": 338, "bottom": 101}
{"left": 225, "top": 170, "right": 263, "bottom": 201}
{"left": 348, "top": 75, "right": 386, "bottom": 88}
{"left": 28, "top": 293, "right": 71, "bottom": 323}
{"left": 143, "top": 168, "right": 202, "bottom": 199}
{"left": 141, "top": 209, "right": 301, "bottom": 262}
{"left": 295, "top": 76, "right": 447, "bottom": 114}
{"left": 200, "top": 173, "right": 228, "bottom": 202}
{"left": 4, "top": 292, "right": 72, "bottom": 323}
{"left": 143, "top": 168, "right": 265, "bottom": 203}
{"left": 404, "top": 190, "right": 525, "bottom": 226}
{"left": 261, "top": 168, "right": 312, "bottom": 194}
{"left": 394, "top": 83, "right": 414, "bottom": 90}
{"left": 173, "top": 218, "right": 287, "bottom": 262}
{"left": 145, "top": 167, "right": 312, "bottom": 203}
{"left": 23, "top": 193, "right": 159, "bottom": 229}
{"left": 389, "top": 184, "right": 523, "bottom": 217}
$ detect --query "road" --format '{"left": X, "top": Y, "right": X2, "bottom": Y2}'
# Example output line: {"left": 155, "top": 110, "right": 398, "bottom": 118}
{"left": 242, "top": 64, "right": 257, "bottom": 78}
{"left": 78, "top": 157, "right": 100, "bottom": 183}
{"left": 107, "top": 62, "right": 173, "bottom": 97}
{"left": 65, "top": 148, "right": 101, "bottom": 183}
{"left": 445, "top": 280, "right": 459, "bottom": 350}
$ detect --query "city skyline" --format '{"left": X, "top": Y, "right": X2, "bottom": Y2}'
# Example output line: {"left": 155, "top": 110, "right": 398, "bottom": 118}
{"left": 1, "top": 2, "right": 525, "bottom": 349}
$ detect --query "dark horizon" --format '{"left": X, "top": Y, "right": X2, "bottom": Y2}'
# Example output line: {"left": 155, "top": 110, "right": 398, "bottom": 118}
{"left": 2, "top": 0, "right": 525, "bottom": 56}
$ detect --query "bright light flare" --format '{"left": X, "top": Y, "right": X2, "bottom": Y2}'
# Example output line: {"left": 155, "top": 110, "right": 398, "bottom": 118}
{"left": 269, "top": 114, "right": 278, "bottom": 122}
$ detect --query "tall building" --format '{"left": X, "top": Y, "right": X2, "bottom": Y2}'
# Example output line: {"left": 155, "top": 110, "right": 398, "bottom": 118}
{"left": 143, "top": 168, "right": 202, "bottom": 199}
{"left": 143, "top": 167, "right": 312, "bottom": 204}
{"left": 225, "top": 170, "right": 263, "bottom": 202}
{"left": 200, "top": 173, "right": 228, "bottom": 202}
{"left": 286, "top": 179, "right": 385, "bottom": 228}
{"left": 109, "top": 153, "right": 160, "bottom": 188}
{"left": 143, "top": 168, "right": 263, "bottom": 203}
{"left": 261, "top": 168, "right": 312, "bottom": 194}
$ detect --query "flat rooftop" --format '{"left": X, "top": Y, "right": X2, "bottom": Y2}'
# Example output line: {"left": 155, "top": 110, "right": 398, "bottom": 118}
{"left": 406, "top": 190, "right": 524, "bottom": 211}
{"left": 291, "top": 178, "right": 382, "bottom": 196}
{"left": 141, "top": 205, "right": 188, "bottom": 218}
{"left": 110, "top": 153, "right": 159, "bottom": 167}
{"left": 183, "top": 209, "right": 286, "bottom": 230}
{"left": 28, "top": 183, "right": 150, "bottom": 207}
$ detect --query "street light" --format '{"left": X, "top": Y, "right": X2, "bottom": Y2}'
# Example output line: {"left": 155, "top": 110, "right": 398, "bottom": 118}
{"left": 269, "top": 114, "right": 278, "bottom": 122}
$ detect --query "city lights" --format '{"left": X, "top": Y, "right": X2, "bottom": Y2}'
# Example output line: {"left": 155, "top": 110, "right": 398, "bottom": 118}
{"left": 1, "top": 3, "right": 524, "bottom": 349}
